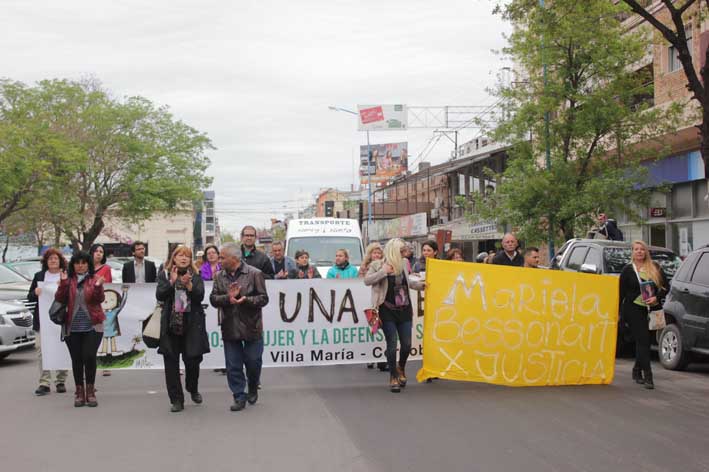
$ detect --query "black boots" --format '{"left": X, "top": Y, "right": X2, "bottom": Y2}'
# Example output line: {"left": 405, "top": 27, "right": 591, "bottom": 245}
{"left": 643, "top": 370, "right": 654, "bottom": 389}
{"left": 632, "top": 366, "right": 643, "bottom": 384}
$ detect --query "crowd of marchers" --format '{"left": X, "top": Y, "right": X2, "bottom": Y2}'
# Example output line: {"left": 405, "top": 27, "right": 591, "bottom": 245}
{"left": 29, "top": 212, "right": 662, "bottom": 413}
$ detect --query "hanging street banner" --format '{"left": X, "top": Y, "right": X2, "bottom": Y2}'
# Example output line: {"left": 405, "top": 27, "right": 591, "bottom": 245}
{"left": 416, "top": 259, "right": 619, "bottom": 387}
{"left": 39, "top": 280, "right": 425, "bottom": 370}
{"left": 357, "top": 104, "right": 407, "bottom": 131}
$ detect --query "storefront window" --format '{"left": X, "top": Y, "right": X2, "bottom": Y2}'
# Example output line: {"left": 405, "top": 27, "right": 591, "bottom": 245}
{"left": 671, "top": 222, "right": 694, "bottom": 258}
{"left": 671, "top": 182, "right": 693, "bottom": 218}
{"left": 695, "top": 180, "right": 709, "bottom": 217}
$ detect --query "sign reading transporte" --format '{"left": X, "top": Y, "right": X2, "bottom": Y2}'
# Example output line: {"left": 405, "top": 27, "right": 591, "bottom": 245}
{"left": 416, "top": 259, "right": 619, "bottom": 387}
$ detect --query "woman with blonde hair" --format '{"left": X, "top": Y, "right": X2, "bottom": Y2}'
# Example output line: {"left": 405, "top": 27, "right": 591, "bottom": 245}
{"left": 156, "top": 245, "right": 210, "bottom": 412}
{"left": 358, "top": 242, "right": 384, "bottom": 278}
{"left": 619, "top": 240, "right": 668, "bottom": 389}
{"left": 364, "top": 238, "right": 425, "bottom": 392}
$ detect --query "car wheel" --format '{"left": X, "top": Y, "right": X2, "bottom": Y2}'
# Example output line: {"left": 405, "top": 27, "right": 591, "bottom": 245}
{"left": 658, "top": 324, "right": 690, "bottom": 371}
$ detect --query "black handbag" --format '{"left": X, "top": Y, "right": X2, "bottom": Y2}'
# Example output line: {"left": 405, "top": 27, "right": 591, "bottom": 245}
{"left": 48, "top": 300, "right": 67, "bottom": 325}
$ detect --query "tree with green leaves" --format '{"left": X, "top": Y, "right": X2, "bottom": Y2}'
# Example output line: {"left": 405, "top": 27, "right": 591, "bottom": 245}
{"left": 466, "top": 0, "right": 680, "bottom": 245}
{"left": 4, "top": 79, "right": 214, "bottom": 250}
{"left": 621, "top": 0, "right": 709, "bottom": 180}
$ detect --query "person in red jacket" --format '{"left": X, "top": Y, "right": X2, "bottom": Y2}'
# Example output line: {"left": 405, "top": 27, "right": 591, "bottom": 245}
{"left": 55, "top": 251, "right": 106, "bottom": 408}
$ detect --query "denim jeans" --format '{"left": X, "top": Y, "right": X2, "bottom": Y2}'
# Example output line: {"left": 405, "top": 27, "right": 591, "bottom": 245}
{"left": 224, "top": 338, "right": 264, "bottom": 400}
{"left": 381, "top": 320, "right": 412, "bottom": 376}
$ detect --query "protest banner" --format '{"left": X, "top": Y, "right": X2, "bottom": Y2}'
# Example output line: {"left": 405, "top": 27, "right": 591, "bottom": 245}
{"left": 39, "top": 279, "right": 424, "bottom": 370}
{"left": 416, "top": 259, "right": 619, "bottom": 386}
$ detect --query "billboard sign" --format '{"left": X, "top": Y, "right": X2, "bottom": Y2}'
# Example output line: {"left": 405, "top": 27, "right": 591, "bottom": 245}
{"left": 359, "top": 142, "right": 408, "bottom": 186}
{"left": 357, "top": 104, "right": 407, "bottom": 131}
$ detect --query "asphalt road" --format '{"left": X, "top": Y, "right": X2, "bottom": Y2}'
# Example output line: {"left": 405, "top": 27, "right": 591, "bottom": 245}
{"left": 2, "top": 350, "right": 708, "bottom": 472}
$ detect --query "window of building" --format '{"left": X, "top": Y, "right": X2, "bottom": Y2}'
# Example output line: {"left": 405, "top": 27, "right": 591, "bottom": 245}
{"left": 668, "top": 26, "right": 692, "bottom": 73}
{"left": 671, "top": 182, "right": 694, "bottom": 218}
{"left": 695, "top": 179, "right": 709, "bottom": 217}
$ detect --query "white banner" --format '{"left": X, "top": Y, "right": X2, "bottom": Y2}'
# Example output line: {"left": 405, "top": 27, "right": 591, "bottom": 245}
{"left": 39, "top": 280, "right": 424, "bottom": 370}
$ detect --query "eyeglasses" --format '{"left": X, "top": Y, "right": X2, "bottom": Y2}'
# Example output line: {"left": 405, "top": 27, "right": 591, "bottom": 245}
{"left": 243, "top": 234, "right": 256, "bottom": 238}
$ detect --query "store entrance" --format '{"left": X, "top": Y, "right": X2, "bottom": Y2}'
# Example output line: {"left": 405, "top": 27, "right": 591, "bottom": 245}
{"left": 650, "top": 224, "right": 666, "bottom": 248}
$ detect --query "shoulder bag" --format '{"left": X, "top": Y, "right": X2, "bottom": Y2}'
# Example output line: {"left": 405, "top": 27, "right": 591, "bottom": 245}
{"left": 632, "top": 263, "right": 666, "bottom": 331}
{"left": 48, "top": 300, "right": 67, "bottom": 325}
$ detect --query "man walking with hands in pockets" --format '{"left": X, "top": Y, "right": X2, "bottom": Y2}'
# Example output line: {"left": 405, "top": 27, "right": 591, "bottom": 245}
{"left": 209, "top": 243, "right": 269, "bottom": 412}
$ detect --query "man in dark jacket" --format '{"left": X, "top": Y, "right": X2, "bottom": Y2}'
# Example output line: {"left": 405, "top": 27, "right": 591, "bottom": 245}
{"left": 240, "top": 226, "right": 275, "bottom": 279}
{"left": 597, "top": 213, "right": 624, "bottom": 241}
{"left": 492, "top": 233, "right": 524, "bottom": 267}
{"left": 122, "top": 241, "right": 157, "bottom": 283}
{"left": 210, "top": 243, "right": 269, "bottom": 412}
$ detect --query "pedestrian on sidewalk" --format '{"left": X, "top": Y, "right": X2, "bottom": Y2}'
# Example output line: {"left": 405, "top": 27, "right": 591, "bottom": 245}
{"left": 156, "top": 245, "right": 209, "bottom": 412}
{"left": 210, "top": 243, "right": 269, "bottom": 412}
{"left": 619, "top": 240, "right": 667, "bottom": 390}
{"left": 364, "top": 238, "right": 425, "bottom": 393}
{"left": 28, "top": 248, "right": 69, "bottom": 396}
{"left": 326, "top": 249, "right": 359, "bottom": 279}
{"left": 55, "top": 251, "right": 106, "bottom": 408}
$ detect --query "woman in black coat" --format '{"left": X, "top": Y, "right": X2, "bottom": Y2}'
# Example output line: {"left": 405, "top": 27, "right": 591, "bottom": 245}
{"left": 156, "top": 245, "right": 210, "bottom": 412}
{"left": 619, "top": 240, "right": 668, "bottom": 390}
{"left": 27, "top": 248, "right": 69, "bottom": 396}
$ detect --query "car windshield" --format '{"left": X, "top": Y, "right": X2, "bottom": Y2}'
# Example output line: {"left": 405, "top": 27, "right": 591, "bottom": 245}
{"left": 0, "top": 264, "right": 31, "bottom": 283}
{"left": 603, "top": 248, "right": 682, "bottom": 278}
{"left": 287, "top": 237, "right": 363, "bottom": 266}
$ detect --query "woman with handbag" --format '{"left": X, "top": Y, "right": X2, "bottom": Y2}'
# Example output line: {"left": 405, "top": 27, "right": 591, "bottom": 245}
{"left": 54, "top": 251, "right": 106, "bottom": 407}
{"left": 364, "top": 238, "right": 425, "bottom": 393}
{"left": 359, "top": 242, "right": 386, "bottom": 371}
{"left": 619, "top": 240, "right": 668, "bottom": 389}
{"left": 28, "top": 248, "right": 69, "bottom": 396}
{"left": 156, "top": 245, "right": 210, "bottom": 412}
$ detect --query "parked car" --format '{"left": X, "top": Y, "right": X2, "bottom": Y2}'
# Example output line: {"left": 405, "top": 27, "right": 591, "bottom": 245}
{"left": 658, "top": 245, "right": 709, "bottom": 370}
{"left": 0, "top": 265, "right": 35, "bottom": 360}
{"left": 551, "top": 239, "right": 682, "bottom": 355}
{"left": 3, "top": 258, "right": 41, "bottom": 281}
{"left": 0, "top": 299, "right": 35, "bottom": 360}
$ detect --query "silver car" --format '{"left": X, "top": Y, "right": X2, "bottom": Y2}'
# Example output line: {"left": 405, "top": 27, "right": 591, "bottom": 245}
{"left": 0, "top": 300, "right": 35, "bottom": 360}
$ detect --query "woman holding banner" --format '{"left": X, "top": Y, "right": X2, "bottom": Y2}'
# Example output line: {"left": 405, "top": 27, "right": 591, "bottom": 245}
{"left": 156, "top": 245, "right": 210, "bottom": 412}
{"left": 358, "top": 242, "right": 383, "bottom": 277}
{"left": 619, "top": 241, "right": 667, "bottom": 390}
{"left": 365, "top": 238, "right": 425, "bottom": 392}
{"left": 55, "top": 251, "right": 106, "bottom": 408}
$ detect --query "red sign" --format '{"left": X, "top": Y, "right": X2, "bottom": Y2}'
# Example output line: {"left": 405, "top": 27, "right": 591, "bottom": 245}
{"left": 359, "top": 106, "right": 384, "bottom": 124}
{"left": 650, "top": 207, "right": 666, "bottom": 217}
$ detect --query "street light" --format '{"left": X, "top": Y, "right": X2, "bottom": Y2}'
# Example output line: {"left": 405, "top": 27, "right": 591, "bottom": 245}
{"left": 328, "top": 106, "right": 373, "bottom": 240}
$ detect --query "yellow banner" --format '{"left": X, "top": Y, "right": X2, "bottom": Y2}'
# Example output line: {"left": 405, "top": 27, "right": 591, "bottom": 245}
{"left": 416, "top": 259, "right": 619, "bottom": 386}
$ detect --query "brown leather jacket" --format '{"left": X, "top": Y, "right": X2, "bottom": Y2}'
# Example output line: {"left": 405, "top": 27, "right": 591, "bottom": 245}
{"left": 210, "top": 263, "right": 269, "bottom": 341}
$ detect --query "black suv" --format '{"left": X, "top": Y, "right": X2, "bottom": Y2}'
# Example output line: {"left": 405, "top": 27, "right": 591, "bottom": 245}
{"left": 552, "top": 239, "right": 682, "bottom": 355}
{"left": 658, "top": 245, "right": 709, "bottom": 370}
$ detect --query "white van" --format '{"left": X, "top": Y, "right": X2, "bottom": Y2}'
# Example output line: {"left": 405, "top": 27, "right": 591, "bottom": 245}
{"left": 285, "top": 218, "right": 364, "bottom": 277}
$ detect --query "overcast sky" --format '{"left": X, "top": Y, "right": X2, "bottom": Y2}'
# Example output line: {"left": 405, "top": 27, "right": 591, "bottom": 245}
{"left": 3, "top": 0, "right": 511, "bottom": 234}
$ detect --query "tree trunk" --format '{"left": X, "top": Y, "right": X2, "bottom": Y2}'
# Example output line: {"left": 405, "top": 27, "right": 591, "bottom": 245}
{"left": 80, "top": 210, "right": 106, "bottom": 251}
{"left": 53, "top": 223, "right": 62, "bottom": 247}
{"left": 1, "top": 234, "right": 9, "bottom": 263}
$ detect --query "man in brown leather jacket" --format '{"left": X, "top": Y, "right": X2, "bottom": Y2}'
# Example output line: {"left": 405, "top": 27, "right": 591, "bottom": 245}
{"left": 209, "top": 243, "right": 269, "bottom": 412}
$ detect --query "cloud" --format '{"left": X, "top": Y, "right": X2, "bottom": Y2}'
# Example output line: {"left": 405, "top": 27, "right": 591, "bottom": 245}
{"left": 1, "top": 0, "right": 511, "bottom": 232}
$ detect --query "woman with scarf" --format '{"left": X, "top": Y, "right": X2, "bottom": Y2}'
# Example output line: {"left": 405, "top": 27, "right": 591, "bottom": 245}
{"left": 156, "top": 245, "right": 210, "bottom": 412}
{"left": 54, "top": 251, "right": 106, "bottom": 407}
{"left": 326, "top": 248, "right": 359, "bottom": 279}
{"left": 199, "top": 244, "right": 221, "bottom": 281}
{"left": 619, "top": 240, "right": 668, "bottom": 389}
{"left": 291, "top": 250, "right": 321, "bottom": 279}
{"left": 364, "top": 238, "right": 425, "bottom": 392}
